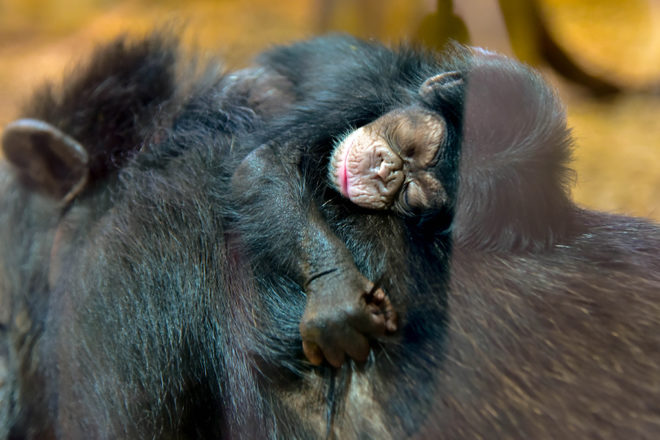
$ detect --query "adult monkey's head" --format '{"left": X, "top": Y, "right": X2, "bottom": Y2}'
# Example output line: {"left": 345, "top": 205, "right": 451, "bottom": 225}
{"left": 327, "top": 70, "right": 464, "bottom": 216}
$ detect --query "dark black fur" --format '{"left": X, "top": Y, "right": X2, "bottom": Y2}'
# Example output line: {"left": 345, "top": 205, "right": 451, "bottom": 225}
{"left": 1, "top": 33, "right": 659, "bottom": 440}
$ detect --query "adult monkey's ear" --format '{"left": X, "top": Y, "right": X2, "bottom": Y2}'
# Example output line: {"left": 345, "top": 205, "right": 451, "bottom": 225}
{"left": 2, "top": 118, "right": 89, "bottom": 203}
{"left": 419, "top": 71, "right": 464, "bottom": 103}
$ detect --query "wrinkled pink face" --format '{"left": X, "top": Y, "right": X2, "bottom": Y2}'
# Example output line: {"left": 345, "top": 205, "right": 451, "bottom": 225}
{"left": 328, "top": 107, "right": 448, "bottom": 214}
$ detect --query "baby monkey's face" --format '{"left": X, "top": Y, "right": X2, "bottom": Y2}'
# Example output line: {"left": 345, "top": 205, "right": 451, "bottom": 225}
{"left": 328, "top": 106, "right": 448, "bottom": 214}
{"left": 328, "top": 70, "right": 464, "bottom": 215}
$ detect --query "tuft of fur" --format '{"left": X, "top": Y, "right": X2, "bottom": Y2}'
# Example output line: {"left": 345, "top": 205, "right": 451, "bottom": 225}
{"left": 21, "top": 33, "right": 181, "bottom": 181}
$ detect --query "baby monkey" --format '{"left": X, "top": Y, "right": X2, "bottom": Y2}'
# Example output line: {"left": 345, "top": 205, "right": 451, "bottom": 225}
{"left": 233, "top": 61, "right": 465, "bottom": 367}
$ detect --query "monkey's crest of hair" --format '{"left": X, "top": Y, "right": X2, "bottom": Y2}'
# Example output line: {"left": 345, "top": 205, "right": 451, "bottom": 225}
{"left": 20, "top": 32, "right": 183, "bottom": 181}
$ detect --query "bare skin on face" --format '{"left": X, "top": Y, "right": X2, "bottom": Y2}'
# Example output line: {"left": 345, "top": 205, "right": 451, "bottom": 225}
{"left": 329, "top": 107, "right": 448, "bottom": 214}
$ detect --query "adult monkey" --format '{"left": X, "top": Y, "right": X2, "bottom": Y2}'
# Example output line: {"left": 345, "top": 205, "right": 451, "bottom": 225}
{"left": 0, "top": 33, "right": 427, "bottom": 438}
{"left": 1, "top": 33, "right": 659, "bottom": 440}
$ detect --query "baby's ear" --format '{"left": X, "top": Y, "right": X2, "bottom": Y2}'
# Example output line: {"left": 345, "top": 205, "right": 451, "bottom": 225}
{"left": 418, "top": 71, "right": 463, "bottom": 104}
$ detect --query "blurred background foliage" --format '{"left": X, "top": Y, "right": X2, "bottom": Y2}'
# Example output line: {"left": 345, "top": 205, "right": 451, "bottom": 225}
{"left": 0, "top": 0, "right": 658, "bottom": 220}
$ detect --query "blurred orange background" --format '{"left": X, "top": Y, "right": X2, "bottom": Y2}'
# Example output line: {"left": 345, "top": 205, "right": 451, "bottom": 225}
{"left": 0, "top": 0, "right": 658, "bottom": 220}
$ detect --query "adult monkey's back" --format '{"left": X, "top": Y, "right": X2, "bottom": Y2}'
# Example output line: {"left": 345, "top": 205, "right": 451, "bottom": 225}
{"left": 1, "top": 33, "right": 659, "bottom": 440}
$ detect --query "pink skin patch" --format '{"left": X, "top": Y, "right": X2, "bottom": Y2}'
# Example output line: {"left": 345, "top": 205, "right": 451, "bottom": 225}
{"left": 340, "top": 138, "right": 352, "bottom": 197}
